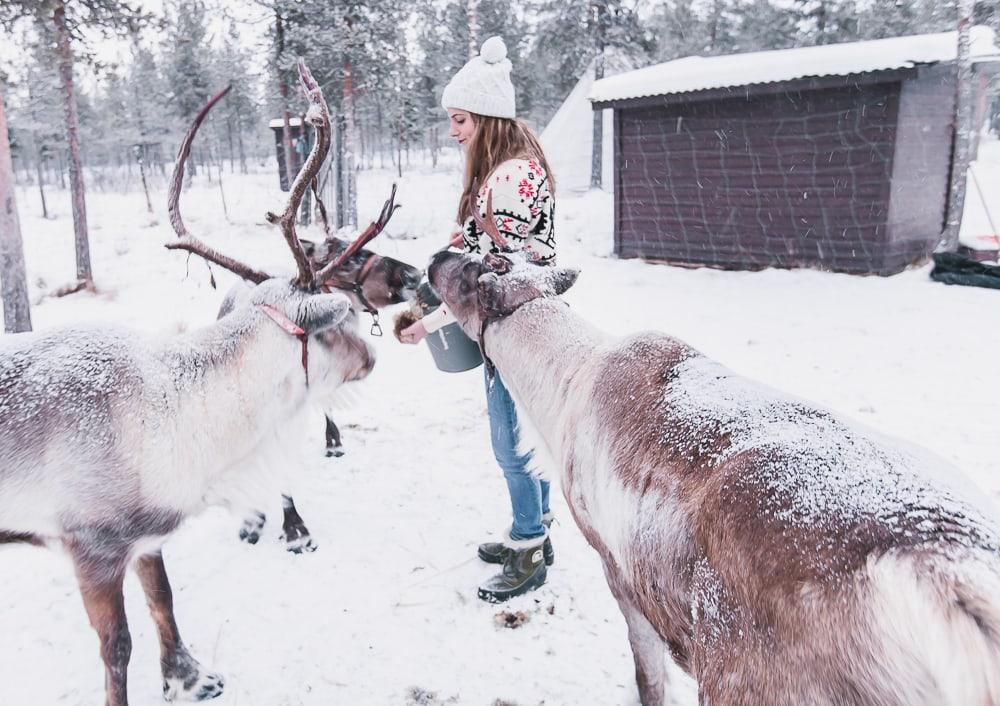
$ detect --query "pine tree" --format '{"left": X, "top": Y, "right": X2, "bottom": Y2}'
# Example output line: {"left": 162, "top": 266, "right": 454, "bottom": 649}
{"left": 163, "top": 0, "right": 212, "bottom": 177}
{"left": 0, "top": 0, "right": 152, "bottom": 288}
{"left": 16, "top": 31, "right": 64, "bottom": 219}
{"left": 211, "top": 21, "right": 260, "bottom": 174}
{"left": 792, "top": 0, "right": 861, "bottom": 45}
{"left": 528, "top": 0, "right": 651, "bottom": 124}
{"left": 652, "top": 0, "right": 709, "bottom": 60}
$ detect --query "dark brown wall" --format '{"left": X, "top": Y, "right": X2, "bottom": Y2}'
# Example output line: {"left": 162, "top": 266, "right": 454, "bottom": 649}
{"left": 885, "top": 64, "right": 956, "bottom": 270}
{"left": 614, "top": 81, "right": 902, "bottom": 274}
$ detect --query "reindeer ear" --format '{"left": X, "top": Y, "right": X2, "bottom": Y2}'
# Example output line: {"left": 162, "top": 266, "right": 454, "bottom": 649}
{"left": 300, "top": 293, "right": 351, "bottom": 334}
{"left": 478, "top": 271, "right": 545, "bottom": 316}
{"left": 551, "top": 267, "right": 580, "bottom": 295}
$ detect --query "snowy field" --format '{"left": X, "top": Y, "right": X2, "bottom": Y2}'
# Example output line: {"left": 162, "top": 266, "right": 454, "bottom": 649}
{"left": 1, "top": 147, "right": 999, "bottom": 706}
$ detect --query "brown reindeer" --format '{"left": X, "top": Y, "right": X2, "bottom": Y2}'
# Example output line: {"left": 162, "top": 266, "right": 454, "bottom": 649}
{"left": 424, "top": 198, "right": 1000, "bottom": 706}
{"left": 0, "top": 62, "right": 376, "bottom": 706}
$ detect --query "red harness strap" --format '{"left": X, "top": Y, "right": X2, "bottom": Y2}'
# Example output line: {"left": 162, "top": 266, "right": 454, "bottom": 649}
{"left": 258, "top": 304, "right": 309, "bottom": 386}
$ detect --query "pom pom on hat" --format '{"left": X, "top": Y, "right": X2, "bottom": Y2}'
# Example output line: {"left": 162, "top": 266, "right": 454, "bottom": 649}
{"left": 441, "top": 36, "right": 516, "bottom": 119}
{"left": 480, "top": 36, "right": 507, "bottom": 64}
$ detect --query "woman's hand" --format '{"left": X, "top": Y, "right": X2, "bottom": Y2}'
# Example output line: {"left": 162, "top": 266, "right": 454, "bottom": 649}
{"left": 449, "top": 227, "right": 465, "bottom": 249}
{"left": 398, "top": 319, "right": 428, "bottom": 345}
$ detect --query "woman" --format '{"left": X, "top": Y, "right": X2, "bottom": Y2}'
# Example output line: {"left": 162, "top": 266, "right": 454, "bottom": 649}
{"left": 400, "top": 36, "right": 557, "bottom": 603}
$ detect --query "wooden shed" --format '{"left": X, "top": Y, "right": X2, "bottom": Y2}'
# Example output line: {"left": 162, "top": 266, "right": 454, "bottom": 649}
{"left": 590, "top": 30, "right": 1000, "bottom": 275}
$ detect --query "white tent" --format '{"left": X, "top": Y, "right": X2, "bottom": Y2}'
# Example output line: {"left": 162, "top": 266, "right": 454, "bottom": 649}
{"left": 540, "top": 59, "right": 615, "bottom": 194}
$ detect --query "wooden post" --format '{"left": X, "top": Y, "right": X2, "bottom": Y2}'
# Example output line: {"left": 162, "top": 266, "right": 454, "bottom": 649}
{"left": 35, "top": 141, "right": 49, "bottom": 219}
{"left": 940, "top": 0, "right": 975, "bottom": 252}
{"left": 0, "top": 82, "right": 33, "bottom": 333}
{"left": 590, "top": 0, "right": 607, "bottom": 190}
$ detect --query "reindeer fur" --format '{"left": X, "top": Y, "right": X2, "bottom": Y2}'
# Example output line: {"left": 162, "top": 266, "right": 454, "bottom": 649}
{"left": 0, "top": 279, "right": 372, "bottom": 705}
{"left": 428, "top": 250, "right": 1000, "bottom": 706}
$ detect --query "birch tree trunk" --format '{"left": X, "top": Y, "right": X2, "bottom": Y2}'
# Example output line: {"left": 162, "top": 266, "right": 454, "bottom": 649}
{"left": 467, "top": 0, "right": 480, "bottom": 58}
{"left": 941, "top": 0, "right": 975, "bottom": 252}
{"left": 1, "top": 85, "right": 33, "bottom": 333}
{"left": 53, "top": 0, "right": 92, "bottom": 285}
{"left": 342, "top": 56, "right": 358, "bottom": 228}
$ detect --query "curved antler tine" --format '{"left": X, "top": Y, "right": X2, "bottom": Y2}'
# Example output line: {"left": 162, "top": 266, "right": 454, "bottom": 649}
{"left": 165, "top": 85, "right": 270, "bottom": 284}
{"left": 470, "top": 184, "right": 509, "bottom": 251}
{"left": 297, "top": 57, "right": 318, "bottom": 93}
{"left": 264, "top": 58, "right": 332, "bottom": 289}
{"left": 316, "top": 183, "right": 402, "bottom": 282}
{"left": 311, "top": 177, "right": 331, "bottom": 237}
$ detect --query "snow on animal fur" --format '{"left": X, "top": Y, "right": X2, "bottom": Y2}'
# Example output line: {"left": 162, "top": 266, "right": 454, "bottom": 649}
{"left": 426, "top": 246, "right": 1000, "bottom": 706}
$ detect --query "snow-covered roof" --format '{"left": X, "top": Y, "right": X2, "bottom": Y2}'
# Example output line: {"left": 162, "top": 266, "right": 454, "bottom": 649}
{"left": 590, "top": 28, "right": 1000, "bottom": 105}
{"left": 268, "top": 117, "right": 303, "bottom": 128}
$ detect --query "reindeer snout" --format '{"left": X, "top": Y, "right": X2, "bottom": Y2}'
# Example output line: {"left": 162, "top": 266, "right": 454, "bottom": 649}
{"left": 399, "top": 265, "right": 421, "bottom": 292}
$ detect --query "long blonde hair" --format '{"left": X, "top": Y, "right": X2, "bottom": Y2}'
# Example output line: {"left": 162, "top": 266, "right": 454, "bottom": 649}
{"left": 456, "top": 115, "right": 556, "bottom": 223}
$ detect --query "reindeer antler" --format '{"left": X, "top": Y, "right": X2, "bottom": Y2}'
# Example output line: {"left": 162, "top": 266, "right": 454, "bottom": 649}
{"left": 165, "top": 85, "right": 271, "bottom": 284}
{"left": 315, "top": 183, "right": 400, "bottom": 281}
{"left": 264, "top": 59, "right": 332, "bottom": 290}
{"left": 470, "top": 181, "right": 510, "bottom": 251}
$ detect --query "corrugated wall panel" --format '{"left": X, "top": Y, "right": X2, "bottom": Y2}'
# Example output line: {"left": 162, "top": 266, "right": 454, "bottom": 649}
{"left": 615, "top": 83, "right": 901, "bottom": 273}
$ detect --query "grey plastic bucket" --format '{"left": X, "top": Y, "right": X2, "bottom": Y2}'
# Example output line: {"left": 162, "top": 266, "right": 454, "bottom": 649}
{"left": 416, "top": 281, "right": 483, "bottom": 373}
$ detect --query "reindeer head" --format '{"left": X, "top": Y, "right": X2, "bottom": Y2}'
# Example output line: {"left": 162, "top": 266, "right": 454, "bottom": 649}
{"left": 164, "top": 61, "right": 384, "bottom": 393}
{"left": 301, "top": 230, "right": 421, "bottom": 310}
{"left": 426, "top": 190, "right": 579, "bottom": 340}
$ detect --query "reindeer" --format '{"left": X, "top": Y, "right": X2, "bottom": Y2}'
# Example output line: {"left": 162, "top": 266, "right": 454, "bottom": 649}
{"left": 0, "top": 62, "right": 376, "bottom": 706}
{"left": 298, "top": 181, "right": 421, "bottom": 459}
{"left": 165, "top": 77, "right": 418, "bottom": 556}
{"left": 204, "top": 181, "right": 414, "bottom": 552}
{"left": 424, "top": 195, "right": 1000, "bottom": 706}
{"left": 196, "top": 162, "right": 419, "bottom": 555}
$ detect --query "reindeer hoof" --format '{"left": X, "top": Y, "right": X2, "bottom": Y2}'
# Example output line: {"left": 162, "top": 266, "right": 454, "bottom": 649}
{"left": 238, "top": 527, "right": 261, "bottom": 544}
{"left": 325, "top": 445, "right": 345, "bottom": 458}
{"left": 238, "top": 512, "right": 266, "bottom": 545}
{"left": 282, "top": 532, "right": 317, "bottom": 554}
{"left": 163, "top": 670, "right": 224, "bottom": 702}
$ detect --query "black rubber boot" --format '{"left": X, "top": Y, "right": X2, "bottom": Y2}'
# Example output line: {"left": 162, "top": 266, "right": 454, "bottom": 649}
{"left": 478, "top": 533, "right": 547, "bottom": 603}
{"left": 478, "top": 515, "right": 554, "bottom": 566}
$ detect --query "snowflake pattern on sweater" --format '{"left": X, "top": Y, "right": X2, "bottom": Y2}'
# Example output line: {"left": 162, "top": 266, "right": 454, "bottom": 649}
{"left": 461, "top": 158, "right": 555, "bottom": 263}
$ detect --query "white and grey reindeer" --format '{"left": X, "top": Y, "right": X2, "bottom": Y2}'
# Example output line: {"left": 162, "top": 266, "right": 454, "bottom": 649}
{"left": 208, "top": 181, "right": 419, "bottom": 553}
{"left": 0, "top": 62, "right": 372, "bottom": 706}
{"left": 425, "top": 198, "right": 1000, "bottom": 706}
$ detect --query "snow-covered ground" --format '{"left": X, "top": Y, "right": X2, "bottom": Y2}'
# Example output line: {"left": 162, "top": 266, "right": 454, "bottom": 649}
{"left": 1, "top": 147, "right": 998, "bottom": 706}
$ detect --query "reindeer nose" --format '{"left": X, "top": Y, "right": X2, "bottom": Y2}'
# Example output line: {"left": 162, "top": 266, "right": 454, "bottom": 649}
{"left": 401, "top": 266, "right": 420, "bottom": 290}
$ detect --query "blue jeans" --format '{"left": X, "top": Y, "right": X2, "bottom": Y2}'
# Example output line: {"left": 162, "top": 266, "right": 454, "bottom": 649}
{"left": 485, "top": 370, "right": 550, "bottom": 541}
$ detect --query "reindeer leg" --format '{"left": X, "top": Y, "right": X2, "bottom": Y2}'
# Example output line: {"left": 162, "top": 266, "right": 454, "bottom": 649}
{"left": 280, "top": 495, "right": 317, "bottom": 553}
{"left": 603, "top": 563, "right": 671, "bottom": 706}
{"left": 237, "top": 510, "right": 266, "bottom": 545}
{"left": 66, "top": 541, "right": 132, "bottom": 706}
{"left": 135, "top": 552, "right": 223, "bottom": 701}
{"left": 324, "top": 414, "right": 345, "bottom": 458}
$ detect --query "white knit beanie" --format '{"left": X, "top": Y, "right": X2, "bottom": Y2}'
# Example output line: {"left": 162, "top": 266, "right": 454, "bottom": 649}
{"left": 441, "top": 36, "right": 516, "bottom": 119}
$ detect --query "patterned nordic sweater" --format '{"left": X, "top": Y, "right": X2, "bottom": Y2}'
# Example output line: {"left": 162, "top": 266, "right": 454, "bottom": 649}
{"left": 460, "top": 158, "right": 555, "bottom": 263}
{"left": 421, "top": 158, "right": 555, "bottom": 336}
